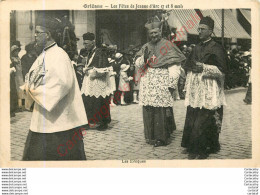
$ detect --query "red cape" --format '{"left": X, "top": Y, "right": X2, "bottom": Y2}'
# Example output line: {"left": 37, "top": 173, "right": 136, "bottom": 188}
{"left": 136, "top": 39, "right": 186, "bottom": 68}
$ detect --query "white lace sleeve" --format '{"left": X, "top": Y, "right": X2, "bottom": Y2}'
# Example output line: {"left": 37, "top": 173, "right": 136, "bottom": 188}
{"left": 168, "top": 64, "right": 181, "bottom": 89}
{"left": 135, "top": 56, "right": 144, "bottom": 69}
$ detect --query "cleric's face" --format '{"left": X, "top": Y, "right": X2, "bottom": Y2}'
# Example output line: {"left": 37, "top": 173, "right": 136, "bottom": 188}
{"left": 83, "top": 40, "right": 95, "bottom": 51}
{"left": 198, "top": 24, "right": 213, "bottom": 41}
{"left": 35, "top": 26, "right": 49, "bottom": 47}
{"left": 148, "top": 28, "right": 161, "bottom": 43}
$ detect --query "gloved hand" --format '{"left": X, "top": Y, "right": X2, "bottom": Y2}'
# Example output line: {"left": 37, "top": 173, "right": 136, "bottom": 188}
{"left": 191, "top": 62, "right": 204, "bottom": 73}
{"left": 10, "top": 67, "right": 16, "bottom": 73}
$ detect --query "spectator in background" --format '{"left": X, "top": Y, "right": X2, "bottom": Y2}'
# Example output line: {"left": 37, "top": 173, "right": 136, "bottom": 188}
{"left": 108, "top": 55, "right": 117, "bottom": 107}
{"left": 119, "top": 64, "right": 133, "bottom": 105}
{"left": 21, "top": 42, "right": 37, "bottom": 111}
{"left": 108, "top": 45, "right": 117, "bottom": 59}
{"left": 229, "top": 49, "right": 240, "bottom": 88}
{"left": 10, "top": 43, "right": 25, "bottom": 111}
{"left": 11, "top": 40, "right": 25, "bottom": 58}
{"left": 124, "top": 48, "right": 135, "bottom": 104}
{"left": 242, "top": 51, "right": 252, "bottom": 104}
{"left": 132, "top": 47, "right": 141, "bottom": 104}
{"left": 186, "top": 46, "right": 192, "bottom": 57}
{"left": 21, "top": 42, "right": 37, "bottom": 81}
{"left": 239, "top": 51, "right": 250, "bottom": 87}
{"left": 72, "top": 53, "right": 84, "bottom": 89}
{"left": 181, "top": 45, "right": 188, "bottom": 56}
{"left": 114, "top": 52, "right": 129, "bottom": 104}
{"left": 244, "top": 68, "right": 252, "bottom": 105}
{"left": 10, "top": 59, "right": 18, "bottom": 117}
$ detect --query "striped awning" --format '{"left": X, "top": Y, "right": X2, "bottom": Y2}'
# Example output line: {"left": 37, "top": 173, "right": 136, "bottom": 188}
{"left": 200, "top": 9, "right": 251, "bottom": 39}
{"left": 239, "top": 9, "right": 251, "bottom": 23}
{"left": 168, "top": 9, "right": 201, "bottom": 35}
{"left": 167, "top": 9, "right": 251, "bottom": 39}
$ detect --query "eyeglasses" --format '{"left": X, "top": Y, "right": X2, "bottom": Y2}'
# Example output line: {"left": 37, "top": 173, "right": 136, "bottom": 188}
{"left": 83, "top": 42, "right": 93, "bottom": 45}
{"left": 35, "top": 31, "right": 47, "bottom": 36}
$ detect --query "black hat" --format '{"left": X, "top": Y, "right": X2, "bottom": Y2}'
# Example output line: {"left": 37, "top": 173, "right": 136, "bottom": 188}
{"left": 10, "top": 45, "right": 21, "bottom": 53}
{"left": 83, "top": 32, "right": 95, "bottom": 41}
{"left": 12, "top": 40, "right": 21, "bottom": 48}
{"left": 35, "top": 16, "right": 62, "bottom": 30}
{"left": 25, "top": 42, "right": 35, "bottom": 52}
{"left": 199, "top": 16, "right": 214, "bottom": 30}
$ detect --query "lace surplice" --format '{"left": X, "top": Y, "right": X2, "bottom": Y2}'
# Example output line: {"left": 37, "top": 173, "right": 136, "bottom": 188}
{"left": 139, "top": 67, "right": 174, "bottom": 107}
{"left": 184, "top": 64, "right": 226, "bottom": 110}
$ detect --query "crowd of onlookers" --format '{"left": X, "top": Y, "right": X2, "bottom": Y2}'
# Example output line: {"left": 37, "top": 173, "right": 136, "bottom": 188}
{"left": 10, "top": 39, "right": 252, "bottom": 117}
{"left": 225, "top": 48, "right": 251, "bottom": 89}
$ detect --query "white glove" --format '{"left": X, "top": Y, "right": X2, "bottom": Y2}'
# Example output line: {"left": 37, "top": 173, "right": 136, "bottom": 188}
{"left": 10, "top": 67, "right": 16, "bottom": 73}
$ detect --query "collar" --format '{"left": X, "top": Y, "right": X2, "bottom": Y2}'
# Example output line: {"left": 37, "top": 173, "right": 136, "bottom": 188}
{"left": 43, "top": 42, "right": 56, "bottom": 51}
{"left": 86, "top": 46, "right": 96, "bottom": 54}
{"left": 91, "top": 46, "right": 96, "bottom": 53}
{"left": 202, "top": 38, "right": 212, "bottom": 44}
{"left": 87, "top": 46, "right": 96, "bottom": 52}
{"left": 199, "top": 38, "right": 212, "bottom": 47}
{"left": 88, "top": 46, "right": 97, "bottom": 57}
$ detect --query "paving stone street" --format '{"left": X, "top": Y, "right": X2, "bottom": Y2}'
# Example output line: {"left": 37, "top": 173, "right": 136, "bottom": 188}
{"left": 11, "top": 87, "right": 251, "bottom": 160}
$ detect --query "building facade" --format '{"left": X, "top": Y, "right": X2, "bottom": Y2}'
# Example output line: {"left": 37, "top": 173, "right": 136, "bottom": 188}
{"left": 10, "top": 9, "right": 251, "bottom": 54}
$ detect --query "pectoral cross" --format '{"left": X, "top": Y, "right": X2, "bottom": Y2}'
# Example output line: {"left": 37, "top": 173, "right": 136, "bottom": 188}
{"left": 151, "top": 54, "right": 157, "bottom": 63}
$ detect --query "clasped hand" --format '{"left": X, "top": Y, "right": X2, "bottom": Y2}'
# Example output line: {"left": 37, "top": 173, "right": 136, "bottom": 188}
{"left": 191, "top": 62, "right": 204, "bottom": 73}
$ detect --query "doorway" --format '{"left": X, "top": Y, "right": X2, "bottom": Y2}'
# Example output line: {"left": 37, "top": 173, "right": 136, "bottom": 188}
{"left": 96, "top": 10, "right": 149, "bottom": 51}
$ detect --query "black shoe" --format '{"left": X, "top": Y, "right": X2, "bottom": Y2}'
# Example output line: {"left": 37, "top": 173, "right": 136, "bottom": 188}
{"left": 82, "top": 124, "right": 90, "bottom": 130}
{"left": 97, "top": 124, "right": 108, "bottom": 131}
{"left": 197, "top": 153, "right": 208, "bottom": 159}
{"left": 207, "top": 147, "right": 220, "bottom": 154}
{"left": 16, "top": 108, "right": 23, "bottom": 112}
{"left": 243, "top": 99, "right": 251, "bottom": 104}
{"left": 154, "top": 140, "right": 166, "bottom": 147}
{"left": 181, "top": 149, "right": 190, "bottom": 154}
{"left": 88, "top": 123, "right": 98, "bottom": 129}
{"left": 188, "top": 153, "right": 197, "bottom": 160}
